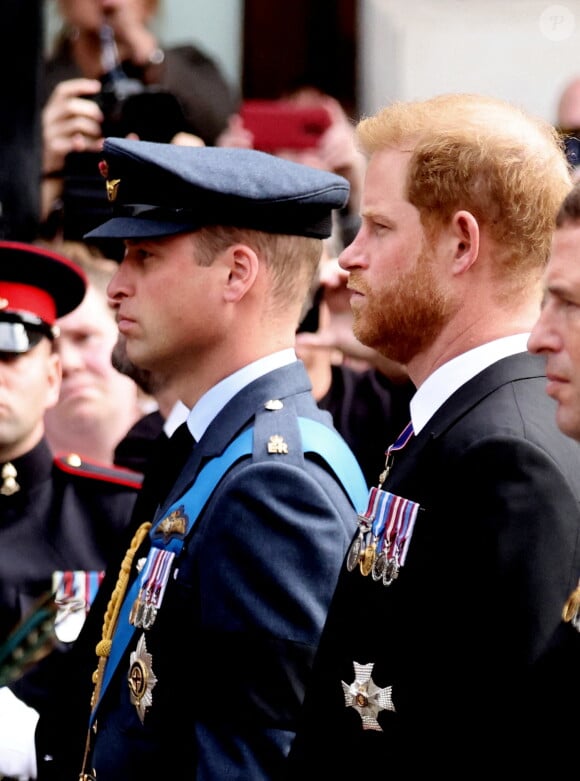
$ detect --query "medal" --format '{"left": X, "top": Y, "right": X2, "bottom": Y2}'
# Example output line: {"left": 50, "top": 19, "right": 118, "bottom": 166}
{"left": 562, "top": 578, "right": 580, "bottom": 632}
{"left": 377, "top": 420, "right": 414, "bottom": 487}
{"left": 347, "top": 504, "right": 374, "bottom": 573}
{"left": 348, "top": 488, "right": 381, "bottom": 574}
{"left": 384, "top": 496, "right": 418, "bottom": 586}
{"left": 383, "top": 557, "right": 400, "bottom": 586}
{"left": 371, "top": 493, "right": 398, "bottom": 582}
{"left": 359, "top": 540, "right": 376, "bottom": 576}
{"left": 341, "top": 660, "right": 396, "bottom": 731}
{"left": 128, "top": 633, "right": 158, "bottom": 723}
{"left": 52, "top": 570, "right": 104, "bottom": 643}
{"left": 371, "top": 549, "right": 387, "bottom": 581}
{"left": 359, "top": 491, "right": 392, "bottom": 577}
{"left": 130, "top": 548, "right": 175, "bottom": 630}
{"left": 350, "top": 485, "right": 420, "bottom": 587}
{"left": 346, "top": 531, "right": 363, "bottom": 572}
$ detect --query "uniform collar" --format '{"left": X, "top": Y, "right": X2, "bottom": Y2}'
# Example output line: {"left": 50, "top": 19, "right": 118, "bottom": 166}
{"left": 0, "top": 438, "right": 53, "bottom": 497}
{"left": 187, "top": 349, "right": 297, "bottom": 442}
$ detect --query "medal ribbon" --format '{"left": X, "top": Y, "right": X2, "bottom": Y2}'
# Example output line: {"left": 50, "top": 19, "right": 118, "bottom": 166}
{"left": 387, "top": 420, "right": 414, "bottom": 457}
{"left": 131, "top": 547, "right": 176, "bottom": 626}
{"left": 350, "top": 487, "right": 420, "bottom": 583}
{"left": 363, "top": 486, "right": 381, "bottom": 519}
{"left": 379, "top": 420, "right": 414, "bottom": 486}
{"left": 53, "top": 569, "right": 104, "bottom": 611}
{"left": 150, "top": 549, "right": 174, "bottom": 607}
{"left": 393, "top": 498, "right": 420, "bottom": 566}
{"left": 375, "top": 492, "right": 401, "bottom": 555}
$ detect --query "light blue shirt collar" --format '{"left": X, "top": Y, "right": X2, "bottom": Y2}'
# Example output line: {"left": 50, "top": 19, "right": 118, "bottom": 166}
{"left": 163, "top": 399, "right": 190, "bottom": 437}
{"left": 186, "top": 349, "right": 297, "bottom": 442}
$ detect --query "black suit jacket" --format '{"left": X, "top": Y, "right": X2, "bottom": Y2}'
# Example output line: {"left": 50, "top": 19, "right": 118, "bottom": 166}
{"left": 287, "top": 352, "right": 580, "bottom": 777}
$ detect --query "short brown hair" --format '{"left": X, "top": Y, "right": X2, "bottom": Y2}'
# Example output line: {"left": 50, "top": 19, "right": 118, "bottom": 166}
{"left": 192, "top": 226, "right": 322, "bottom": 311}
{"left": 356, "top": 93, "right": 572, "bottom": 287}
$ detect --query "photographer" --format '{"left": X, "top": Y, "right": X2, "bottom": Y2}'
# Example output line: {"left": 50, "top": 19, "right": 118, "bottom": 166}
{"left": 40, "top": 0, "right": 239, "bottom": 236}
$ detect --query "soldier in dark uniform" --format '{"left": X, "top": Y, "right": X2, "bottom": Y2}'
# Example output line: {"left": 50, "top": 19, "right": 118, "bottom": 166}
{"left": 0, "top": 241, "right": 142, "bottom": 761}
{"left": 1, "top": 141, "right": 370, "bottom": 781}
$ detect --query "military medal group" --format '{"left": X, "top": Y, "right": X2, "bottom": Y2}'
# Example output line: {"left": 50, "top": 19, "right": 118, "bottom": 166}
{"left": 342, "top": 418, "right": 580, "bottom": 734}
{"left": 109, "top": 405, "right": 580, "bottom": 736}
{"left": 126, "top": 510, "right": 186, "bottom": 722}
{"left": 342, "top": 421, "right": 420, "bottom": 731}
{"left": 121, "top": 401, "right": 294, "bottom": 724}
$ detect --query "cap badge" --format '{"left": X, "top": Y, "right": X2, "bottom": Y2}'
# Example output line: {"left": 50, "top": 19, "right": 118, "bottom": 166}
{"left": 105, "top": 178, "right": 121, "bottom": 202}
{"left": 341, "top": 661, "right": 395, "bottom": 731}
{"left": 0, "top": 462, "right": 20, "bottom": 496}
{"left": 267, "top": 434, "right": 288, "bottom": 455}
{"left": 0, "top": 298, "right": 8, "bottom": 310}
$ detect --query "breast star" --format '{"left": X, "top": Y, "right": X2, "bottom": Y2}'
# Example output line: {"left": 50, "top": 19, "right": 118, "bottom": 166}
{"left": 341, "top": 660, "right": 395, "bottom": 731}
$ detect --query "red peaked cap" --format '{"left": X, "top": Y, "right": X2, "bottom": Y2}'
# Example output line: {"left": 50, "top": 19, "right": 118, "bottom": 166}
{"left": 0, "top": 241, "right": 87, "bottom": 327}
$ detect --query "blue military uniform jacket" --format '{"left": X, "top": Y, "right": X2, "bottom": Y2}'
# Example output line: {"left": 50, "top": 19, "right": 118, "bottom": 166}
{"left": 35, "top": 361, "right": 366, "bottom": 781}
{"left": 0, "top": 437, "right": 141, "bottom": 709}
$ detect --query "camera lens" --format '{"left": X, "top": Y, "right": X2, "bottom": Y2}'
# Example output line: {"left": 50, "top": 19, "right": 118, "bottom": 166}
{"left": 562, "top": 133, "right": 580, "bottom": 168}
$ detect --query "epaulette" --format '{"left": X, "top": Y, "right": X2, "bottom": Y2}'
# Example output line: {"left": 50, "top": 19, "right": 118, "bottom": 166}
{"left": 252, "top": 398, "right": 368, "bottom": 509}
{"left": 252, "top": 398, "right": 305, "bottom": 467}
{"left": 54, "top": 453, "right": 143, "bottom": 489}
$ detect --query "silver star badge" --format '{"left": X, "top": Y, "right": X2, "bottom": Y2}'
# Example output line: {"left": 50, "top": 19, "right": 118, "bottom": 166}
{"left": 341, "top": 661, "right": 395, "bottom": 731}
{"left": 127, "top": 633, "right": 158, "bottom": 723}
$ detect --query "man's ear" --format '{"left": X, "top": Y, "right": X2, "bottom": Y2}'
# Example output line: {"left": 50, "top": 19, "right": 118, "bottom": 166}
{"left": 45, "top": 352, "right": 62, "bottom": 410}
{"left": 449, "top": 210, "right": 479, "bottom": 274}
{"left": 223, "top": 244, "right": 260, "bottom": 302}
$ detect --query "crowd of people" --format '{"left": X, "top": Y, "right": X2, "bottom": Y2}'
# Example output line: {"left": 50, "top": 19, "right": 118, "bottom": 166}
{"left": 0, "top": 0, "right": 579, "bottom": 778}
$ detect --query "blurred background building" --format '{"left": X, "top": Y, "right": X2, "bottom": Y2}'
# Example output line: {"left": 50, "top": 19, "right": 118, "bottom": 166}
{"left": 2, "top": 0, "right": 580, "bottom": 241}
{"left": 43, "top": 0, "right": 580, "bottom": 123}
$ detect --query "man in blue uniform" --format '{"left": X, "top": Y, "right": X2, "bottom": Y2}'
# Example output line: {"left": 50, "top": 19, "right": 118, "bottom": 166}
{"left": 0, "top": 241, "right": 142, "bottom": 777}
{"left": 16, "top": 141, "right": 367, "bottom": 781}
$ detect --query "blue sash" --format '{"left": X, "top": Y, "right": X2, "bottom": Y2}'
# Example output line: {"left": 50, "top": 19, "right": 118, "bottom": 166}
{"left": 91, "top": 418, "right": 367, "bottom": 722}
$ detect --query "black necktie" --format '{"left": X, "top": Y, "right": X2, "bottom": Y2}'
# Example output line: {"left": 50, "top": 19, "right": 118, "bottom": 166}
{"left": 133, "top": 422, "right": 194, "bottom": 518}
{"left": 159, "top": 421, "right": 194, "bottom": 500}
{"left": 168, "top": 421, "right": 195, "bottom": 454}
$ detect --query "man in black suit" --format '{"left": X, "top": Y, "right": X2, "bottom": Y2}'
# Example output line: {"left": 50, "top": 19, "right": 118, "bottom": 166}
{"left": 286, "top": 93, "right": 580, "bottom": 777}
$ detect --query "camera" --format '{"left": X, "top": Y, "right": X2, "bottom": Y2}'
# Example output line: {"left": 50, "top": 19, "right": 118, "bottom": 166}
{"left": 90, "top": 24, "right": 187, "bottom": 144}
{"left": 56, "top": 78, "right": 188, "bottom": 243}
{"left": 563, "top": 133, "right": 580, "bottom": 169}
{"left": 93, "top": 77, "right": 188, "bottom": 144}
